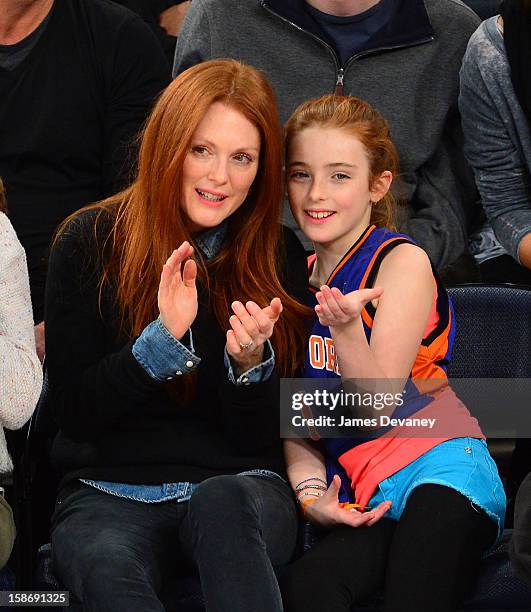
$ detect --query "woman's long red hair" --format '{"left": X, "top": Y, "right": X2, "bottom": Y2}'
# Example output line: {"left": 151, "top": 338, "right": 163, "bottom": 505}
{"left": 60, "top": 60, "right": 307, "bottom": 379}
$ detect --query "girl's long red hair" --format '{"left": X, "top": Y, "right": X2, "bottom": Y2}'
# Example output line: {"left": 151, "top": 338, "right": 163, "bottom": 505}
{"left": 60, "top": 60, "right": 307, "bottom": 378}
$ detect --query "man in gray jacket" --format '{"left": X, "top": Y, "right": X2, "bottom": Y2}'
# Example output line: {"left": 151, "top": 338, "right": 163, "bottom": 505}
{"left": 174, "top": 0, "right": 480, "bottom": 278}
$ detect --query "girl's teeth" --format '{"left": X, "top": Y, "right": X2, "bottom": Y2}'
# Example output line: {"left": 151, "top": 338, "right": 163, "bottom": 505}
{"left": 308, "top": 211, "right": 333, "bottom": 219}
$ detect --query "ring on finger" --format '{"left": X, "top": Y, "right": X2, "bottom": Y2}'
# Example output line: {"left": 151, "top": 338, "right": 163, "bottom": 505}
{"left": 239, "top": 339, "right": 254, "bottom": 350}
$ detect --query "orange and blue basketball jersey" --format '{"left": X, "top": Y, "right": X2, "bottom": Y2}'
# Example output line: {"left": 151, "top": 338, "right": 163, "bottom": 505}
{"left": 304, "top": 224, "right": 484, "bottom": 506}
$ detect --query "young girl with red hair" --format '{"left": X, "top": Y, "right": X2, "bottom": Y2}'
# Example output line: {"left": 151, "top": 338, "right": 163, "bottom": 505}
{"left": 45, "top": 59, "right": 308, "bottom": 611}
{"left": 282, "top": 95, "right": 506, "bottom": 612}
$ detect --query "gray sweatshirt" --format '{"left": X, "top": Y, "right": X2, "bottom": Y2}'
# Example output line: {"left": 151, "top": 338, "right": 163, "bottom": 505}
{"left": 174, "top": 0, "right": 480, "bottom": 269}
{"left": 460, "top": 16, "right": 531, "bottom": 264}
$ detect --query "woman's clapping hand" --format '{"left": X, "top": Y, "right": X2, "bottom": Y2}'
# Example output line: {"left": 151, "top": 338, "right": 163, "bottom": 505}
{"left": 158, "top": 241, "right": 198, "bottom": 340}
{"left": 226, "top": 297, "right": 283, "bottom": 376}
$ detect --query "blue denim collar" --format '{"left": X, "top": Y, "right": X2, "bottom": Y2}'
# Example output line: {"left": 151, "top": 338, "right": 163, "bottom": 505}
{"left": 194, "top": 220, "right": 229, "bottom": 260}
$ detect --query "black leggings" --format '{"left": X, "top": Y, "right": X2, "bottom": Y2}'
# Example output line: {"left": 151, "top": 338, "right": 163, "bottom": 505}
{"left": 281, "top": 485, "right": 497, "bottom": 612}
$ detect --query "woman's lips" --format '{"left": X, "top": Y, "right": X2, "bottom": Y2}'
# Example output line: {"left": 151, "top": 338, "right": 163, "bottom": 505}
{"left": 195, "top": 188, "right": 228, "bottom": 207}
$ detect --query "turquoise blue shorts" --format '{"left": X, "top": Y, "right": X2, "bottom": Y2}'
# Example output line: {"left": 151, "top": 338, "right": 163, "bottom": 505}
{"left": 369, "top": 437, "right": 506, "bottom": 543}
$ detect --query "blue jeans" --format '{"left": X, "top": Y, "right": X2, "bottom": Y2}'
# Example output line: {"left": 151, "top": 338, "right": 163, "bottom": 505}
{"left": 51, "top": 474, "right": 298, "bottom": 612}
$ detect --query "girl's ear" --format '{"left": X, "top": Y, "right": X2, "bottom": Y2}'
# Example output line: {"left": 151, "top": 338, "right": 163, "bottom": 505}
{"left": 370, "top": 171, "right": 393, "bottom": 203}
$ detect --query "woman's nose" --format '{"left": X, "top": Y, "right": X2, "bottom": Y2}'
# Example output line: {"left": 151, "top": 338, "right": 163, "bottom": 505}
{"left": 207, "top": 157, "right": 229, "bottom": 184}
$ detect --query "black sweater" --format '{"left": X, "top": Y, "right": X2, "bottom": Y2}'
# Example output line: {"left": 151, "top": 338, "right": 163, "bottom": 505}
{"left": 0, "top": 0, "right": 170, "bottom": 322}
{"left": 45, "top": 209, "right": 308, "bottom": 486}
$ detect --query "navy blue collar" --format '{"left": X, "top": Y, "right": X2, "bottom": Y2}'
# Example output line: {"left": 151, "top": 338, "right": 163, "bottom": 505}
{"left": 261, "top": 0, "right": 434, "bottom": 60}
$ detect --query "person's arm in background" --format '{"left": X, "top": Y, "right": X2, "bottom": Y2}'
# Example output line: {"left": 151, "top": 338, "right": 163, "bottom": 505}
{"left": 459, "top": 22, "right": 531, "bottom": 269}
{"left": 402, "top": 111, "right": 476, "bottom": 272}
{"left": 518, "top": 233, "right": 531, "bottom": 268}
{"left": 111, "top": 0, "right": 191, "bottom": 66}
{"left": 401, "top": 6, "right": 481, "bottom": 276}
{"left": 35, "top": 10, "right": 171, "bottom": 362}
{"left": 172, "top": 0, "right": 212, "bottom": 76}
{"left": 0, "top": 213, "right": 42, "bottom": 429}
{"left": 158, "top": 0, "right": 191, "bottom": 36}
{"left": 101, "top": 11, "right": 171, "bottom": 195}
{"left": 34, "top": 321, "right": 45, "bottom": 363}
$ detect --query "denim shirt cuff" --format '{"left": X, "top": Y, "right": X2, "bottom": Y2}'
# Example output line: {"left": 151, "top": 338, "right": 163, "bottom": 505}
{"left": 224, "top": 340, "right": 275, "bottom": 386}
{"left": 132, "top": 318, "right": 201, "bottom": 381}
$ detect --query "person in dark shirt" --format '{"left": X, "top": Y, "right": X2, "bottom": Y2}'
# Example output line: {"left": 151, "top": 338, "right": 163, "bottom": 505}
{"left": 113, "top": 0, "right": 191, "bottom": 66}
{"left": 0, "top": 0, "right": 170, "bottom": 357}
{"left": 45, "top": 59, "right": 308, "bottom": 611}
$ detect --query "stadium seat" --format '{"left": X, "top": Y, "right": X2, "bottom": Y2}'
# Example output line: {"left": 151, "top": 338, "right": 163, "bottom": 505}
{"left": 446, "top": 285, "right": 531, "bottom": 379}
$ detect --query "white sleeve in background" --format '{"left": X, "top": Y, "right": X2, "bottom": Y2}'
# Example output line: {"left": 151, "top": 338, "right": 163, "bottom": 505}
{"left": 0, "top": 212, "right": 43, "bottom": 431}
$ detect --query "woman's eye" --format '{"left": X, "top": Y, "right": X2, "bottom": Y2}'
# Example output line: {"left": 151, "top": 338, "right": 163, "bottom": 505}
{"left": 192, "top": 145, "right": 209, "bottom": 156}
{"left": 332, "top": 172, "right": 350, "bottom": 181}
{"left": 233, "top": 153, "right": 253, "bottom": 164}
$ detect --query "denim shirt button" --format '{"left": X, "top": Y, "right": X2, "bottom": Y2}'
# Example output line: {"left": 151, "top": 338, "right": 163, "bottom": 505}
{"left": 185, "top": 360, "right": 194, "bottom": 368}
{"left": 176, "top": 370, "right": 183, "bottom": 376}
{"left": 166, "top": 376, "right": 173, "bottom": 381}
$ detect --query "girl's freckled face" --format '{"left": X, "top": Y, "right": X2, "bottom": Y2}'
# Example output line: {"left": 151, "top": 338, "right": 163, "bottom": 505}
{"left": 287, "top": 127, "right": 374, "bottom": 252}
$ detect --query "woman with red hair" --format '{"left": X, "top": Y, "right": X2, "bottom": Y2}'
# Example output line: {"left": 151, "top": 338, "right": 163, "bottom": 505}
{"left": 45, "top": 59, "right": 308, "bottom": 611}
